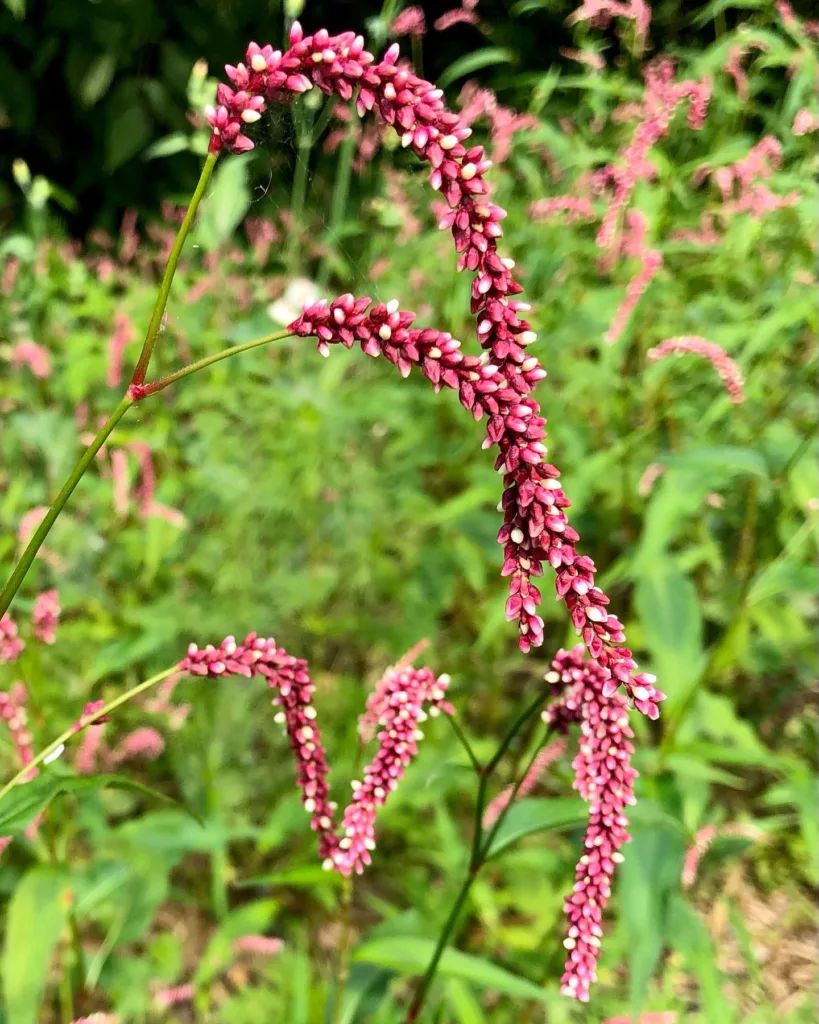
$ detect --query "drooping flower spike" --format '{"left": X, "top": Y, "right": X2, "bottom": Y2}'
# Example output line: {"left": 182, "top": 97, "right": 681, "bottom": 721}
{"left": 542, "top": 646, "right": 638, "bottom": 1003}
{"left": 208, "top": 26, "right": 664, "bottom": 718}
{"left": 289, "top": 294, "right": 664, "bottom": 719}
{"left": 177, "top": 632, "right": 451, "bottom": 873}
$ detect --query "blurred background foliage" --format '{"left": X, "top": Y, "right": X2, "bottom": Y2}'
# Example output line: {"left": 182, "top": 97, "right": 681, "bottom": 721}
{"left": 1, "top": 0, "right": 817, "bottom": 1021}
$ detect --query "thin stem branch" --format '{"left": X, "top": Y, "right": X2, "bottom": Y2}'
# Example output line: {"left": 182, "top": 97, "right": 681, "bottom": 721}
{"left": 0, "top": 395, "right": 133, "bottom": 618}
{"left": 130, "top": 151, "right": 219, "bottom": 387}
{"left": 0, "top": 666, "right": 177, "bottom": 803}
{"left": 132, "top": 329, "right": 294, "bottom": 398}
{"left": 485, "top": 688, "right": 550, "bottom": 776}
{"left": 404, "top": 699, "right": 553, "bottom": 1022}
{"left": 444, "top": 715, "right": 482, "bottom": 775}
{"left": 331, "top": 875, "right": 355, "bottom": 1024}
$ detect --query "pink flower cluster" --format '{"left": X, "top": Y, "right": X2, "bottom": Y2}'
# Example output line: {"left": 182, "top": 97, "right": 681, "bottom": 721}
{"left": 531, "top": 59, "right": 709, "bottom": 342}
{"left": 593, "top": 60, "right": 710, "bottom": 254}
{"left": 178, "top": 632, "right": 451, "bottom": 874}
{"left": 0, "top": 614, "right": 24, "bottom": 664}
{"left": 289, "top": 293, "right": 663, "bottom": 717}
{"left": 483, "top": 738, "right": 567, "bottom": 828}
{"left": 456, "top": 82, "right": 538, "bottom": 165}
{"left": 647, "top": 336, "right": 744, "bottom": 404}
{"left": 0, "top": 685, "right": 36, "bottom": 781}
{"left": 107, "top": 311, "right": 135, "bottom": 389}
{"left": 543, "top": 646, "right": 638, "bottom": 1002}
{"left": 681, "top": 822, "right": 764, "bottom": 888}
{"left": 603, "top": 210, "right": 662, "bottom": 344}
{"left": 701, "top": 136, "right": 799, "bottom": 218}
{"left": 567, "top": 0, "right": 652, "bottom": 49}
{"left": 31, "top": 589, "right": 60, "bottom": 645}
{"left": 333, "top": 663, "right": 453, "bottom": 876}
{"left": 232, "top": 934, "right": 285, "bottom": 956}
{"left": 8, "top": 340, "right": 52, "bottom": 379}
{"left": 391, "top": 6, "right": 427, "bottom": 38}
{"left": 793, "top": 109, "right": 819, "bottom": 136}
{"left": 434, "top": 0, "right": 480, "bottom": 32}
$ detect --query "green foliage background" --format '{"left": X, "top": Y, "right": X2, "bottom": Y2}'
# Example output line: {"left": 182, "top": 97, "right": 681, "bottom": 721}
{"left": 0, "top": 0, "right": 817, "bottom": 1021}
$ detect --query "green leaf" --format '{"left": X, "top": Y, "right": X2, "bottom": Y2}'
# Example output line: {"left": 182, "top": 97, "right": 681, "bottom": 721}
{"left": 194, "top": 899, "right": 279, "bottom": 986}
{"left": 634, "top": 559, "right": 706, "bottom": 715}
{"left": 2, "top": 866, "right": 71, "bottom": 1024}
{"left": 237, "top": 865, "right": 344, "bottom": 889}
{"left": 335, "top": 964, "right": 391, "bottom": 1024}
{"left": 143, "top": 132, "right": 191, "bottom": 160}
{"left": 105, "top": 102, "right": 151, "bottom": 171}
{"left": 618, "top": 824, "right": 685, "bottom": 1014}
{"left": 81, "top": 54, "right": 116, "bottom": 106}
{"left": 438, "top": 49, "right": 516, "bottom": 89}
{"left": 2, "top": 0, "right": 25, "bottom": 17}
{"left": 193, "top": 154, "right": 252, "bottom": 250}
{"left": 445, "top": 978, "right": 487, "bottom": 1024}
{"left": 667, "top": 896, "right": 735, "bottom": 1021}
{"left": 484, "top": 798, "right": 587, "bottom": 859}
{"left": 0, "top": 771, "right": 201, "bottom": 837}
{"left": 353, "top": 937, "right": 554, "bottom": 1004}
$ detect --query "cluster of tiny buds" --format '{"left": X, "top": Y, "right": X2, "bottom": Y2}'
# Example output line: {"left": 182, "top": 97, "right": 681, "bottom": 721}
{"left": 542, "top": 646, "right": 638, "bottom": 1002}
{"left": 0, "top": 613, "right": 24, "bottom": 664}
{"left": 0, "top": 686, "right": 36, "bottom": 781}
{"left": 213, "top": 26, "right": 663, "bottom": 711}
{"left": 327, "top": 666, "right": 452, "bottom": 876}
{"left": 178, "top": 634, "right": 451, "bottom": 872}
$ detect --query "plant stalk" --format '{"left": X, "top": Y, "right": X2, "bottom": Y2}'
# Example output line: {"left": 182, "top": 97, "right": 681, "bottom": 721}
{"left": 130, "top": 151, "right": 218, "bottom": 386}
{"left": 0, "top": 666, "right": 178, "bottom": 803}
{"left": 405, "top": 704, "right": 553, "bottom": 1022}
{"left": 131, "top": 329, "right": 293, "bottom": 398}
{"left": 0, "top": 396, "right": 133, "bottom": 618}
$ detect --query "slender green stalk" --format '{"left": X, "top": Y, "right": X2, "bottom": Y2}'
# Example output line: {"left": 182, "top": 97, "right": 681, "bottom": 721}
{"left": 0, "top": 396, "right": 133, "bottom": 618}
{"left": 130, "top": 151, "right": 219, "bottom": 386}
{"left": 0, "top": 666, "right": 177, "bottom": 803}
{"left": 404, "top": 703, "right": 553, "bottom": 1022}
{"left": 1, "top": 155, "right": 219, "bottom": 617}
{"left": 445, "top": 714, "right": 482, "bottom": 775}
{"left": 317, "top": 110, "right": 358, "bottom": 289}
{"left": 58, "top": 950, "right": 74, "bottom": 1024}
{"left": 135, "top": 329, "right": 294, "bottom": 397}
{"left": 484, "top": 688, "right": 550, "bottom": 776}
{"left": 287, "top": 106, "right": 315, "bottom": 272}
{"left": 331, "top": 875, "right": 355, "bottom": 1024}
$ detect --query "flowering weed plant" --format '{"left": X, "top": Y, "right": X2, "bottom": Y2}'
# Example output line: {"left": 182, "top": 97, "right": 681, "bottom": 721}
{"left": 0, "top": 3, "right": 816, "bottom": 1022}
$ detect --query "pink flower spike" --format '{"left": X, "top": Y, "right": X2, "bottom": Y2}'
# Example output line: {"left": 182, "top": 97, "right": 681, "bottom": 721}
{"left": 153, "top": 984, "right": 195, "bottom": 1009}
{"left": 483, "top": 738, "right": 567, "bottom": 827}
{"left": 32, "top": 589, "right": 60, "bottom": 645}
{"left": 391, "top": 6, "right": 426, "bottom": 37}
{"left": 8, "top": 340, "right": 52, "bottom": 379}
{"left": 107, "top": 312, "right": 135, "bottom": 388}
{"left": 331, "top": 666, "right": 453, "bottom": 876}
{"left": 232, "top": 935, "right": 285, "bottom": 956}
{"left": 207, "top": 26, "right": 662, "bottom": 713}
{"left": 647, "top": 336, "right": 744, "bottom": 404}
{"left": 107, "top": 727, "right": 165, "bottom": 766}
{"left": 542, "top": 647, "right": 638, "bottom": 1003}
{"left": 0, "top": 614, "right": 24, "bottom": 664}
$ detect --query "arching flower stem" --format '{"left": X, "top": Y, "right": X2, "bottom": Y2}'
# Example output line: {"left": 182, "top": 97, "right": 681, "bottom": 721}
{"left": 130, "top": 151, "right": 219, "bottom": 387}
{"left": 406, "top": 715, "right": 557, "bottom": 1022}
{"left": 0, "top": 667, "right": 178, "bottom": 804}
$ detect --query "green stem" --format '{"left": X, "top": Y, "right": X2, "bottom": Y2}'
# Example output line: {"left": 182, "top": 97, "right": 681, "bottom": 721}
{"left": 0, "top": 666, "right": 177, "bottom": 804}
{"left": 485, "top": 688, "right": 549, "bottom": 776}
{"left": 317, "top": 110, "right": 358, "bottom": 290}
{"left": 331, "top": 875, "right": 355, "bottom": 1024}
{"left": 405, "top": 704, "right": 553, "bottom": 1022}
{"left": 133, "top": 329, "right": 294, "bottom": 397}
{"left": 130, "top": 152, "right": 218, "bottom": 387}
{"left": 0, "top": 395, "right": 133, "bottom": 619}
{"left": 287, "top": 110, "right": 315, "bottom": 273}
{"left": 445, "top": 715, "right": 482, "bottom": 776}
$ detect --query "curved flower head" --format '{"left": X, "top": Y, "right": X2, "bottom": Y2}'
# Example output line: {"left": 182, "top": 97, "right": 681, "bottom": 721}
{"left": 543, "top": 646, "right": 639, "bottom": 1002}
